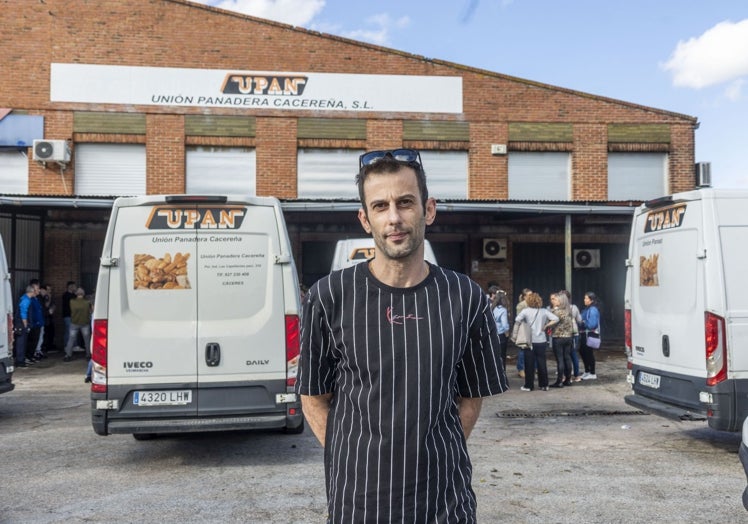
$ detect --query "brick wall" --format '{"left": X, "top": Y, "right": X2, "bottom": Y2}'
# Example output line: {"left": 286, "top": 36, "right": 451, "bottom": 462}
{"left": 0, "top": 0, "right": 697, "bottom": 202}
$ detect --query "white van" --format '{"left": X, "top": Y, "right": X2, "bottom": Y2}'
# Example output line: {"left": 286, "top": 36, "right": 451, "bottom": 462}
{"left": 331, "top": 237, "right": 438, "bottom": 271}
{"left": 624, "top": 188, "right": 748, "bottom": 431}
{"left": 0, "top": 234, "right": 14, "bottom": 395}
{"left": 91, "top": 195, "right": 303, "bottom": 438}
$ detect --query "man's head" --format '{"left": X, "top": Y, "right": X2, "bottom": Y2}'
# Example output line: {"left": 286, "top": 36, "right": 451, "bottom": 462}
{"left": 355, "top": 149, "right": 436, "bottom": 264}
{"left": 356, "top": 149, "right": 429, "bottom": 214}
{"left": 75, "top": 287, "right": 85, "bottom": 298}
{"left": 67, "top": 281, "right": 76, "bottom": 292}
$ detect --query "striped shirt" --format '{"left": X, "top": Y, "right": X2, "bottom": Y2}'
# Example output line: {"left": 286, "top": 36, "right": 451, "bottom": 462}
{"left": 296, "top": 262, "right": 508, "bottom": 523}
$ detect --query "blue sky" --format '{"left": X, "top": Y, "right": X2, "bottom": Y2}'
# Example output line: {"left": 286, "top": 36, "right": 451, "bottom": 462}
{"left": 195, "top": 0, "right": 748, "bottom": 188}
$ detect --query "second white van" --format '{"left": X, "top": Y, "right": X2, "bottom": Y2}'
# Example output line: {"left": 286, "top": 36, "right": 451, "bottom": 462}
{"left": 0, "top": 234, "right": 14, "bottom": 395}
{"left": 624, "top": 188, "right": 748, "bottom": 431}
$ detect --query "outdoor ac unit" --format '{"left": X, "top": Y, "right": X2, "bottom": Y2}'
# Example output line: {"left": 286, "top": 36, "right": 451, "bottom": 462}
{"left": 695, "top": 162, "right": 711, "bottom": 188}
{"left": 483, "top": 238, "right": 507, "bottom": 260}
{"left": 32, "top": 139, "right": 71, "bottom": 162}
{"left": 574, "top": 249, "right": 600, "bottom": 269}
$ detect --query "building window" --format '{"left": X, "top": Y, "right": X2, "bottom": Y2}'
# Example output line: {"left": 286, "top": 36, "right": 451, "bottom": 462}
{"left": 186, "top": 146, "right": 256, "bottom": 195}
{"left": 608, "top": 153, "right": 667, "bottom": 200}
{"left": 297, "top": 148, "right": 362, "bottom": 199}
{"left": 75, "top": 144, "right": 146, "bottom": 195}
{"left": 0, "top": 149, "right": 28, "bottom": 195}
{"left": 420, "top": 150, "right": 468, "bottom": 199}
{"left": 508, "top": 152, "right": 570, "bottom": 200}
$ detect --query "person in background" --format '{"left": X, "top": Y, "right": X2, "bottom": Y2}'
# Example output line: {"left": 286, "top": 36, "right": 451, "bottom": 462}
{"left": 61, "top": 281, "right": 77, "bottom": 350}
{"left": 15, "top": 286, "right": 36, "bottom": 367}
{"left": 515, "top": 292, "right": 558, "bottom": 391}
{"left": 489, "top": 286, "right": 510, "bottom": 368}
{"left": 41, "top": 283, "right": 56, "bottom": 354}
{"left": 514, "top": 288, "right": 532, "bottom": 379}
{"left": 579, "top": 291, "right": 601, "bottom": 380}
{"left": 64, "top": 287, "right": 91, "bottom": 362}
{"left": 28, "top": 279, "right": 44, "bottom": 363}
{"left": 549, "top": 292, "right": 574, "bottom": 387}
{"left": 560, "top": 289, "right": 583, "bottom": 382}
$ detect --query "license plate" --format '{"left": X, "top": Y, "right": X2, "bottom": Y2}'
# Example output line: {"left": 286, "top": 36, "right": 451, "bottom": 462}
{"left": 133, "top": 390, "right": 192, "bottom": 406}
{"left": 638, "top": 371, "right": 661, "bottom": 389}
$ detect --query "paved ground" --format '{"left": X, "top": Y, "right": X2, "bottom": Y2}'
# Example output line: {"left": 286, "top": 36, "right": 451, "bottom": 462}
{"left": 1, "top": 346, "right": 746, "bottom": 523}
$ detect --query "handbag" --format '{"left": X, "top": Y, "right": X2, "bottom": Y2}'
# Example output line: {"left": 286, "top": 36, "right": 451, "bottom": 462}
{"left": 586, "top": 331, "right": 601, "bottom": 349}
{"left": 511, "top": 311, "right": 537, "bottom": 349}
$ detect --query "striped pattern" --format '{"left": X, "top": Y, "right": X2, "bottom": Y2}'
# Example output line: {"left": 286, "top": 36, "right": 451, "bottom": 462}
{"left": 297, "top": 262, "right": 508, "bottom": 523}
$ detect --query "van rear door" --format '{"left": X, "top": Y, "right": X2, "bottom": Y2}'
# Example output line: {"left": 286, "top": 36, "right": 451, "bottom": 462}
{"left": 105, "top": 200, "right": 200, "bottom": 418}
{"left": 194, "top": 202, "right": 287, "bottom": 416}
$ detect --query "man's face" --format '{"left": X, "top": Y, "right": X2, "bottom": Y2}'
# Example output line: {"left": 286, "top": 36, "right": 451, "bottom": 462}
{"left": 357, "top": 166, "right": 436, "bottom": 263}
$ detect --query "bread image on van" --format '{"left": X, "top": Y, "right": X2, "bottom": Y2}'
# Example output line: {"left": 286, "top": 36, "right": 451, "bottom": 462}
{"left": 91, "top": 195, "right": 303, "bottom": 438}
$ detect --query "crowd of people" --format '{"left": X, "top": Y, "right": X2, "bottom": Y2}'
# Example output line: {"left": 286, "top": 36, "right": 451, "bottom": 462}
{"left": 488, "top": 285, "right": 602, "bottom": 392}
{"left": 13, "top": 279, "right": 93, "bottom": 381}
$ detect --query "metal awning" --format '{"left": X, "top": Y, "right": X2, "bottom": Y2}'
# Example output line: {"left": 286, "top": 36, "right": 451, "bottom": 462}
{"left": 0, "top": 195, "right": 639, "bottom": 215}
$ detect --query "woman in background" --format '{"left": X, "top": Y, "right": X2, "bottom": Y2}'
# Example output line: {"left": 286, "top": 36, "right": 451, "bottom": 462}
{"left": 514, "top": 292, "right": 558, "bottom": 391}
{"left": 489, "top": 286, "right": 510, "bottom": 368}
{"left": 579, "top": 291, "right": 601, "bottom": 380}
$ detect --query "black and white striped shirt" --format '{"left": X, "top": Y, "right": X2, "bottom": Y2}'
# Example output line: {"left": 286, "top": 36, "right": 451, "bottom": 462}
{"left": 297, "top": 262, "right": 508, "bottom": 523}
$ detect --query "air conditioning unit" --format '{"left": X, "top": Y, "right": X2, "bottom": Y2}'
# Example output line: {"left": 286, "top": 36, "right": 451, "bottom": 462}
{"left": 483, "top": 238, "right": 507, "bottom": 260}
{"left": 574, "top": 249, "right": 600, "bottom": 269}
{"left": 32, "top": 139, "right": 71, "bottom": 163}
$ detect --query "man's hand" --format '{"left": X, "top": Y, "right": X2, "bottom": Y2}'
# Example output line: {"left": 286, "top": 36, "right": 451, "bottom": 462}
{"left": 300, "top": 393, "right": 333, "bottom": 447}
{"left": 457, "top": 396, "right": 483, "bottom": 440}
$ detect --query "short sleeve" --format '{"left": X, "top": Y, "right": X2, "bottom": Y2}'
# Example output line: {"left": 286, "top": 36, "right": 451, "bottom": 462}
{"left": 295, "top": 283, "right": 337, "bottom": 396}
{"left": 456, "top": 284, "right": 508, "bottom": 398}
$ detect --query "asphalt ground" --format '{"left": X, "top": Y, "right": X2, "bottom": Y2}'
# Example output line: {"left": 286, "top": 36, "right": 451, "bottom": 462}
{"left": 1, "top": 346, "right": 746, "bottom": 523}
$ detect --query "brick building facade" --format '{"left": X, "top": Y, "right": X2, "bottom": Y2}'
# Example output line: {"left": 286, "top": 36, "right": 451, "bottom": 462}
{"left": 0, "top": 0, "right": 699, "bottom": 341}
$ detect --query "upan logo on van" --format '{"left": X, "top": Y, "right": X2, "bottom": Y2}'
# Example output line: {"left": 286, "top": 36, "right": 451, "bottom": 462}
{"left": 221, "top": 74, "right": 308, "bottom": 96}
{"left": 349, "top": 247, "right": 375, "bottom": 261}
{"left": 644, "top": 204, "right": 687, "bottom": 233}
{"left": 146, "top": 207, "right": 246, "bottom": 230}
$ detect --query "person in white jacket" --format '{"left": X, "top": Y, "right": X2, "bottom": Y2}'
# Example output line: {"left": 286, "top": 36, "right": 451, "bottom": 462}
{"left": 514, "top": 292, "right": 558, "bottom": 391}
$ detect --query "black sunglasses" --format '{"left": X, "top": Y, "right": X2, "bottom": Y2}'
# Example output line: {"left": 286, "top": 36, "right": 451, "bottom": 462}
{"left": 359, "top": 149, "right": 423, "bottom": 169}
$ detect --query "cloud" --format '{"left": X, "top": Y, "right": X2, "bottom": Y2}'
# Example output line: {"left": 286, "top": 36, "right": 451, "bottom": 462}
{"left": 662, "top": 19, "right": 748, "bottom": 91}
{"left": 339, "top": 13, "right": 411, "bottom": 46}
{"left": 207, "top": 0, "right": 325, "bottom": 27}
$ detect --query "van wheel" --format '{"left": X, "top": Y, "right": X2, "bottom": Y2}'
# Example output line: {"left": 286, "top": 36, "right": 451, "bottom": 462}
{"left": 133, "top": 433, "right": 157, "bottom": 441}
{"left": 284, "top": 421, "right": 304, "bottom": 435}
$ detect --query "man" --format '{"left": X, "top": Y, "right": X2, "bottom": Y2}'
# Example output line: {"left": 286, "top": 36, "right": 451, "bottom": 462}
{"left": 27, "top": 279, "right": 44, "bottom": 363}
{"left": 61, "top": 281, "right": 76, "bottom": 349}
{"left": 63, "top": 287, "right": 91, "bottom": 362}
{"left": 15, "top": 286, "right": 37, "bottom": 367}
{"left": 296, "top": 149, "right": 508, "bottom": 523}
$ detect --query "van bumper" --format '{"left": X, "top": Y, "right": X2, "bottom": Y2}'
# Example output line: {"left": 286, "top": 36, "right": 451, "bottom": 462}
{"left": 105, "top": 414, "right": 296, "bottom": 435}
{"left": 624, "top": 394, "right": 706, "bottom": 422}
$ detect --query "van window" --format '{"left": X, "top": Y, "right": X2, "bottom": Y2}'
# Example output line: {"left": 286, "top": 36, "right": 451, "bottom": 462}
{"left": 720, "top": 226, "right": 748, "bottom": 311}
{"left": 637, "top": 228, "right": 698, "bottom": 314}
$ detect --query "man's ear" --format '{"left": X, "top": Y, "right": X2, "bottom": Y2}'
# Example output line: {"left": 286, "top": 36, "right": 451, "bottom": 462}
{"left": 424, "top": 197, "right": 437, "bottom": 226}
{"left": 358, "top": 208, "right": 372, "bottom": 233}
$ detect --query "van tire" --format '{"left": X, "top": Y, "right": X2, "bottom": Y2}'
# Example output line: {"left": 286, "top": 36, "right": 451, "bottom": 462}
{"left": 284, "top": 421, "right": 304, "bottom": 435}
{"left": 133, "top": 433, "right": 158, "bottom": 441}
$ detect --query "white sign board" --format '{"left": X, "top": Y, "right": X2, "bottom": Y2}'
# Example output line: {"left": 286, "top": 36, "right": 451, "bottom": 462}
{"left": 50, "top": 63, "right": 462, "bottom": 114}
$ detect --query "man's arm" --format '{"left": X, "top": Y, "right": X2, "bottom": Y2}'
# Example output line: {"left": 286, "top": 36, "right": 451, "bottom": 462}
{"left": 300, "top": 393, "right": 333, "bottom": 447}
{"left": 457, "top": 396, "right": 483, "bottom": 440}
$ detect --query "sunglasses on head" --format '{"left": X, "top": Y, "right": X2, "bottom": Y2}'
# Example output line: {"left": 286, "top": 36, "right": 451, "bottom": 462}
{"left": 359, "top": 149, "right": 423, "bottom": 170}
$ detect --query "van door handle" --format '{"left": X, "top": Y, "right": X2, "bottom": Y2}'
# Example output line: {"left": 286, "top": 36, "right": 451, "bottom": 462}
{"left": 205, "top": 343, "right": 221, "bottom": 367}
{"left": 662, "top": 335, "right": 670, "bottom": 358}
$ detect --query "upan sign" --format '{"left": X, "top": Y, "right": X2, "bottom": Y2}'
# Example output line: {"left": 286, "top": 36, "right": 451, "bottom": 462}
{"left": 146, "top": 206, "right": 246, "bottom": 230}
{"left": 644, "top": 204, "right": 687, "bottom": 233}
{"left": 221, "top": 74, "right": 308, "bottom": 96}
{"left": 50, "top": 63, "right": 463, "bottom": 114}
